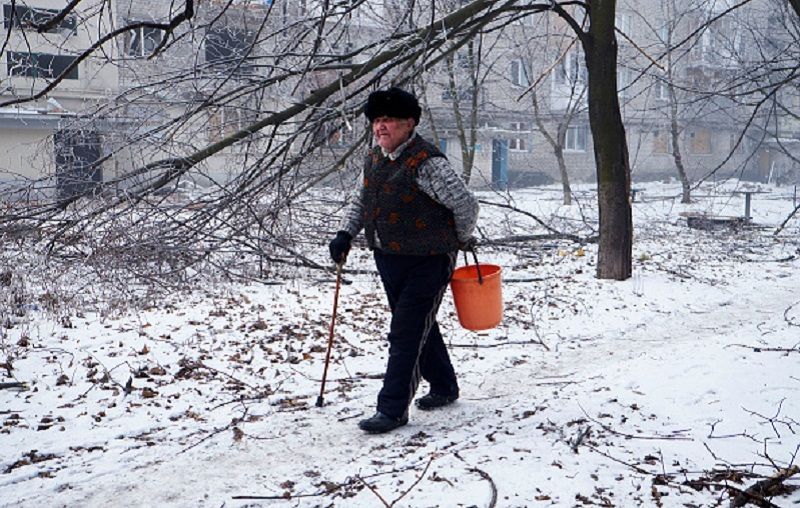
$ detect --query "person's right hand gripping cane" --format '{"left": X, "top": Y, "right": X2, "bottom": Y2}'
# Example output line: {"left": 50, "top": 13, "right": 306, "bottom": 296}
{"left": 329, "top": 231, "right": 352, "bottom": 265}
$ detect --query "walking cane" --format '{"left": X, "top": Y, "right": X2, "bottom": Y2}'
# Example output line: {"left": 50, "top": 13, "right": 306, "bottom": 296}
{"left": 316, "top": 261, "right": 343, "bottom": 407}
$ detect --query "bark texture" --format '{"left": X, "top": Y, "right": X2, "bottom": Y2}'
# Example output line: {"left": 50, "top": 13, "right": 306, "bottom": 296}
{"left": 584, "top": 0, "right": 632, "bottom": 280}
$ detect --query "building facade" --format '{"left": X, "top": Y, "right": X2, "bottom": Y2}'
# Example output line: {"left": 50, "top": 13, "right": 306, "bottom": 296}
{"left": 0, "top": 0, "right": 118, "bottom": 199}
{"left": 1, "top": 0, "right": 797, "bottom": 201}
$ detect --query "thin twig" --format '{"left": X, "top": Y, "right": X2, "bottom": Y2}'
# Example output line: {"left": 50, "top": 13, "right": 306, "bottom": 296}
{"left": 454, "top": 452, "right": 498, "bottom": 507}
{"left": 232, "top": 492, "right": 329, "bottom": 500}
{"left": 358, "top": 475, "right": 391, "bottom": 507}
{"left": 578, "top": 404, "right": 693, "bottom": 441}
{"left": 468, "top": 467, "right": 498, "bottom": 508}
{"left": 0, "top": 382, "right": 27, "bottom": 390}
{"left": 450, "top": 339, "right": 550, "bottom": 349}
{"left": 728, "top": 344, "right": 799, "bottom": 354}
{"left": 391, "top": 455, "right": 436, "bottom": 506}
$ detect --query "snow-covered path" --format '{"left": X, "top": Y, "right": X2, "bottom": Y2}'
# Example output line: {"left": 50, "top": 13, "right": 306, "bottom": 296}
{"left": 3, "top": 183, "right": 799, "bottom": 507}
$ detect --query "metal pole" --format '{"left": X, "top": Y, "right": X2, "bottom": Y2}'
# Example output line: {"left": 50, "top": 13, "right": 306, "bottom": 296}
{"left": 316, "top": 262, "right": 343, "bottom": 407}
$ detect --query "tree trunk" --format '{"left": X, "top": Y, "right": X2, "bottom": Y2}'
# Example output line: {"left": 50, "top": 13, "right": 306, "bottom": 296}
{"left": 668, "top": 82, "right": 691, "bottom": 204}
{"left": 664, "top": 8, "right": 691, "bottom": 205}
{"left": 584, "top": 0, "right": 632, "bottom": 280}
{"left": 555, "top": 141, "right": 571, "bottom": 206}
{"left": 445, "top": 41, "right": 480, "bottom": 185}
{"left": 465, "top": 40, "right": 480, "bottom": 185}
{"left": 532, "top": 90, "right": 572, "bottom": 205}
{"left": 790, "top": 0, "right": 800, "bottom": 18}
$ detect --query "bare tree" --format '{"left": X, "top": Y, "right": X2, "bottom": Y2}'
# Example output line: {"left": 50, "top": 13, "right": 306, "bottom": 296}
{"left": 443, "top": 39, "right": 483, "bottom": 184}
{"left": 550, "top": 1, "right": 632, "bottom": 280}
{"left": 418, "top": 37, "right": 487, "bottom": 185}
{"left": 528, "top": 36, "right": 588, "bottom": 207}
{"left": 661, "top": 0, "right": 693, "bottom": 203}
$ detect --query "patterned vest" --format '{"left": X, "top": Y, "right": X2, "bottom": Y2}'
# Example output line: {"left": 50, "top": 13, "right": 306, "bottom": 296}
{"left": 362, "top": 136, "right": 459, "bottom": 256}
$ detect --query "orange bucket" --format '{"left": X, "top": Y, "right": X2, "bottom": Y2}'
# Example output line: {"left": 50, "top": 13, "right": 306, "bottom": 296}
{"left": 450, "top": 263, "right": 503, "bottom": 331}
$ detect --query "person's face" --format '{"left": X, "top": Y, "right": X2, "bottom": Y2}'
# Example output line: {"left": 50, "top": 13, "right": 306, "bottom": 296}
{"left": 372, "top": 116, "right": 415, "bottom": 152}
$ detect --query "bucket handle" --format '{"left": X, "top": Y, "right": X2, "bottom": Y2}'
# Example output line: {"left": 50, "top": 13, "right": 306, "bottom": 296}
{"left": 462, "top": 248, "right": 484, "bottom": 285}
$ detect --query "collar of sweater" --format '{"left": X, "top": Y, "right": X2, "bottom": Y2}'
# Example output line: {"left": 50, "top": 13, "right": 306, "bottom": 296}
{"left": 381, "top": 131, "right": 417, "bottom": 161}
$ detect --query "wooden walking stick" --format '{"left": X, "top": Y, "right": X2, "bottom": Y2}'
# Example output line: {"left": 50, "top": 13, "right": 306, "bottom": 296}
{"left": 316, "top": 262, "right": 343, "bottom": 407}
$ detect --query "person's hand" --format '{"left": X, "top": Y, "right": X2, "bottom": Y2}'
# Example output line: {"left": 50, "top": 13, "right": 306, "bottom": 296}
{"left": 329, "top": 231, "right": 352, "bottom": 264}
{"left": 458, "top": 236, "right": 478, "bottom": 252}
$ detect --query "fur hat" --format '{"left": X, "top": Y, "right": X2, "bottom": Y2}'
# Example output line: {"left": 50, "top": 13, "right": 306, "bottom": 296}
{"left": 363, "top": 87, "right": 422, "bottom": 125}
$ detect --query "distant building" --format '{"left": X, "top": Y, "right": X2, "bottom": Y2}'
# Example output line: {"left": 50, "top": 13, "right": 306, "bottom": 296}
{"left": 0, "top": 0, "right": 118, "bottom": 200}
{"left": 1, "top": 0, "right": 797, "bottom": 202}
{"left": 416, "top": 0, "right": 798, "bottom": 189}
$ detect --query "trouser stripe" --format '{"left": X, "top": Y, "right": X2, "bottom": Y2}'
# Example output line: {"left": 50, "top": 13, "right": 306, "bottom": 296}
{"left": 405, "top": 251, "right": 457, "bottom": 409}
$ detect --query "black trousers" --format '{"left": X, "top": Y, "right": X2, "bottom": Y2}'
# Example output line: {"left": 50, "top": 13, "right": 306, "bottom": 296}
{"left": 373, "top": 250, "right": 459, "bottom": 419}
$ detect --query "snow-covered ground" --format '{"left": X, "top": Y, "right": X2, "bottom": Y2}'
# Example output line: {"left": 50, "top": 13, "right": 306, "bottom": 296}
{"left": 2, "top": 181, "right": 799, "bottom": 507}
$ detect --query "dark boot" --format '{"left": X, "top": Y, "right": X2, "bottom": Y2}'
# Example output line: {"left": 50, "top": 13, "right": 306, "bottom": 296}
{"left": 358, "top": 411, "right": 408, "bottom": 433}
{"left": 415, "top": 392, "right": 458, "bottom": 410}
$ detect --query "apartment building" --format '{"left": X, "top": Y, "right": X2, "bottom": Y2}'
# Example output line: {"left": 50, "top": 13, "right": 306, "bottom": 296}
{"left": 0, "top": 0, "right": 118, "bottom": 199}
{"left": 111, "top": 0, "right": 309, "bottom": 188}
{"left": 1, "top": 0, "right": 302, "bottom": 200}
{"left": 1, "top": 0, "right": 795, "bottom": 200}
{"left": 417, "top": 0, "right": 796, "bottom": 189}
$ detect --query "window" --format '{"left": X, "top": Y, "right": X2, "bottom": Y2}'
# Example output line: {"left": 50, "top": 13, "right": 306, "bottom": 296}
{"left": 451, "top": 51, "right": 472, "bottom": 69}
{"left": 658, "top": 24, "right": 671, "bottom": 45}
{"left": 652, "top": 130, "right": 670, "bottom": 154}
{"left": 442, "top": 86, "right": 477, "bottom": 102}
{"left": 703, "top": 18, "right": 740, "bottom": 62}
{"left": 7, "top": 52, "right": 79, "bottom": 79}
{"left": 328, "top": 126, "right": 352, "bottom": 148}
{"left": 615, "top": 11, "right": 631, "bottom": 36}
{"left": 205, "top": 27, "right": 255, "bottom": 73}
{"left": 618, "top": 66, "right": 632, "bottom": 98}
{"left": 691, "top": 15, "right": 742, "bottom": 65}
{"left": 554, "top": 49, "right": 586, "bottom": 86}
{"left": 54, "top": 129, "right": 102, "bottom": 200}
{"left": 654, "top": 75, "right": 669, "bottom": 100}
{"left": 3, "top": 4, "right": 76, "bottom": 33}
{"left": 729, "top": 133, "right": 742, "bottom": 152}
{"left": 688, "top": 129, "right": 712, "bottom": 154}
{"left": 208, "top": 106, "right": 254, "bottom": 142}
{"left": 509, "top": 122, "right": 529, "bottom": 151}
{"left": 126, "top": 25, "right": 165, "bottom": 57}
{"left": 565, "top": 126, "right": 587, "bottom": 152}
{"left": 511, "top": 59, "right": 529, "bottom": 87}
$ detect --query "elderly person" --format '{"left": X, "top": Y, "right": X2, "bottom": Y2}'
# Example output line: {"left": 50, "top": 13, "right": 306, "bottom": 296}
{"left": 328, "top": 87, "right": 479, "bottom": 433}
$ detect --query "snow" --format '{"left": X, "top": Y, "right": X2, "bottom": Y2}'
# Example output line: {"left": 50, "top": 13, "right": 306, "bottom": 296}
{"left": 2, "top": 181, "right": 799, "bottom": 507}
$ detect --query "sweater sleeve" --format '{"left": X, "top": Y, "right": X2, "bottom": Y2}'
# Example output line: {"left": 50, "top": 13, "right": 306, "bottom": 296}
{"left": 415, "top": 156, "right": 479, "bottom": 242}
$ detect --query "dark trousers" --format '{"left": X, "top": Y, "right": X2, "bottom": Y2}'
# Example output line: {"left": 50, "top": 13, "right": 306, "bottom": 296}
{"left": 373, "top": 250, "right": 459, "bottom": 419}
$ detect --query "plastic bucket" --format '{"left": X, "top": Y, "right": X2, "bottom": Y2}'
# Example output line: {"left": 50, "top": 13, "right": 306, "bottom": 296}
{"left": 450, "top": 264, "right": 503, "bottom": 331}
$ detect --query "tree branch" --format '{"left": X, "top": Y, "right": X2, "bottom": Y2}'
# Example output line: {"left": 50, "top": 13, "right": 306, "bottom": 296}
{"left": 478, "top": 199, "right": 590, "bottom": 242}
{"left": 730, "top": 465, "right": 799, "bottom": 508}
{"left": 30, "top": 0, "right": 83, "bottom": 32}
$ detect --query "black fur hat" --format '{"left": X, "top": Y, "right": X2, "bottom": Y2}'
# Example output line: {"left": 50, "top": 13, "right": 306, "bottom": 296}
{"left": 364, "top": 87, "right": 422, "bottom": 125}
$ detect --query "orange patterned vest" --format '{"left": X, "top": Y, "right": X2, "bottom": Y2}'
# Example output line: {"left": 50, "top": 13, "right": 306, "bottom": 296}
{"left": 362, "top": 136, "right": 459, "bottom": 256}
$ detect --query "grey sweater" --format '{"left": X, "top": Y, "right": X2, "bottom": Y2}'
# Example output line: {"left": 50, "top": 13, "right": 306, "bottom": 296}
{"left": 338, "top": 132, "right": 479, "bottom": 245}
